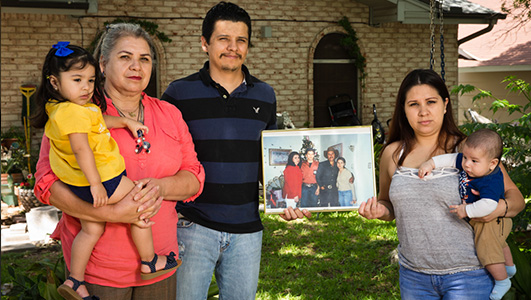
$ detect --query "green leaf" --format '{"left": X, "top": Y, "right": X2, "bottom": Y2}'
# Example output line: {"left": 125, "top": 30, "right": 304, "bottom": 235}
{"left": 8, "top": 265, "right": 16, "bottom": 278}
{"left": 471, "top": 89, "right": 493, "bottom": 102}
{"left": 508, "top": 237, "right": 531, "bottom": 297}
{"left": 451, "top": 84, "right": 476, "bottom": 96}
{"left": 491, "top": 99, "right": 510, "bottom": 114}
{"left": 207, "top": 276, "right": 219, "bottom": 298}
{"left": 38, "top": 281, "right": 62, "bottom": 300}
{"left": 338, "top": 16, "right": 367, "bottom": 85}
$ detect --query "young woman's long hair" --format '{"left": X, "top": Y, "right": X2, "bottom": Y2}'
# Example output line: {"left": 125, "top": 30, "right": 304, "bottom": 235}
{"left": 31, "top": 44, "right": 105, "bottom": 128}
{"left": 385, "top": 69, "right": 466, "bottom": 166}
{"left": 286, "top": 151, "right": 301, "bottom": 167}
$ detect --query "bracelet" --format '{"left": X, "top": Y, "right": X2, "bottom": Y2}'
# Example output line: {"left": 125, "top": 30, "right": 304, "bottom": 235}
{"left": 501, "top": 198, "right": 508, "bottom": 218}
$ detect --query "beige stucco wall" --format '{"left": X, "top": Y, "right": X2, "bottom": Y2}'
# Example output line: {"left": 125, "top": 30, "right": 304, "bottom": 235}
{"left": 457, "top": 70, "right": 531, "bottom": 124}
{"left": 1, "top": 0, "right": 459, "bottom": 145}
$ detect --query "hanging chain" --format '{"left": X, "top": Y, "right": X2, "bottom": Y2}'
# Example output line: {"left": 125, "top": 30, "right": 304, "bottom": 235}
{"left": 429, "top": 0, "right": 436, "bottom": 70}
{"left": 439, "top": 0, "right": 445, "bottom": 81}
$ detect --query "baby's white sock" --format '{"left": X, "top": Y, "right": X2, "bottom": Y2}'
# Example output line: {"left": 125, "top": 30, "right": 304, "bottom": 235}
{"left": 489, "top": 278, "right": 511, "bottom": 300}
{"left": 506, "top": 265, "right": 516, "bottom": 278}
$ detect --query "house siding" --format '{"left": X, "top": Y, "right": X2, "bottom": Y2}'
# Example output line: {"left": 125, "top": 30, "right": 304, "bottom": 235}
{"left": 1, "top": 0, "right": 458, "bottom": 141}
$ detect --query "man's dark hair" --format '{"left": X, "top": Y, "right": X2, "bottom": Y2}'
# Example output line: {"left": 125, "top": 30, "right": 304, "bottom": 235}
{"left": 202, "top": 1, "right": 252, "bottom": 45}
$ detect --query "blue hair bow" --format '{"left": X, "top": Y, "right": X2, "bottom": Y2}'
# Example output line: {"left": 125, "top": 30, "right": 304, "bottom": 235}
{"left": 52, "top": 41, "right": 74, "bottom": 57}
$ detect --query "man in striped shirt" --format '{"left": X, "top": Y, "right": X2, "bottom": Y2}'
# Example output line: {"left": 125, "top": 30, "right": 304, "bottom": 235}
{"left": 161, "top": 2, "right": 310, "bottom": 299}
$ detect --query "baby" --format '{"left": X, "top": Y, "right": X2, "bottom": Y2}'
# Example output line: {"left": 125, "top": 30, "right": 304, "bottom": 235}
{"left": 418, "top": 128, "right": 515, "bottom": 300}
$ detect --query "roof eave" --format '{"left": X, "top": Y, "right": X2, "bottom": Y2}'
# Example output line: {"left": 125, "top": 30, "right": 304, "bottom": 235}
{"left": 358, "top": 0, "right": 506, "bottom": 26}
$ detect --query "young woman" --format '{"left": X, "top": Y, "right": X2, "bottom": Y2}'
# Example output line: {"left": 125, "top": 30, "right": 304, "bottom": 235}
{"left": 282, "top": 151, "right": 303, "bottom": 208}
{"left": 359, "top": 69, "right": 524, "bottom": 299}
{"left": 336, "top": 157, "right": 356, "bottom": 207}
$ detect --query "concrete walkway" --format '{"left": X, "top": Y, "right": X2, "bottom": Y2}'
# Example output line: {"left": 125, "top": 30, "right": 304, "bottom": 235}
{"left": 1, "top": 222, "right": 36, "bottom": 252}
{"left": 1, "top": 202, "right": 60, "bottom": 252}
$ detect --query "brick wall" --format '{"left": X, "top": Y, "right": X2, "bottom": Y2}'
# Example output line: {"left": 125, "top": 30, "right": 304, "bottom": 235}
{"left": 1, "top": 0, "right": 458, "bottom": 144}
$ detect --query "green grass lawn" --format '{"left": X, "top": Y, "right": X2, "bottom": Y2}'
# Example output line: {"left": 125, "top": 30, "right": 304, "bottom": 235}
{"left": 1, "top": 211, "right": 400, "bottom": 300}
{"left": 258, "top": 211, "right": 400, "bottom": 300}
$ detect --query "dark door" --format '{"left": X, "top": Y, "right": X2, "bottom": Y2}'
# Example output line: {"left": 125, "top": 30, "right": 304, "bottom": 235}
{"left": 313, "top": 33, "right": 358, "bottom": 127}
{"left": 145, "top": 53, "right": 158, "bottom": 98}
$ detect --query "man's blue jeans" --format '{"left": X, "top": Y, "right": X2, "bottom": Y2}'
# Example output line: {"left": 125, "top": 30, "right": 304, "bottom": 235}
{"left": 399, "top": 265, "right": 493, "bottom": 299}
{"left": 301, "top": 184, "right": 318, "bottom": 207}
{"left": 176, "top": 218, "right": 262, "bottom": 300}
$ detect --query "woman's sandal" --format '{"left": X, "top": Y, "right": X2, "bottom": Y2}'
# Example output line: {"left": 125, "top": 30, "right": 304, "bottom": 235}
{"left": 140, "top": 251, "right": 182, "bottom": 280}
{"left": 57, "top": 276, "right": 100, "bottom": 300}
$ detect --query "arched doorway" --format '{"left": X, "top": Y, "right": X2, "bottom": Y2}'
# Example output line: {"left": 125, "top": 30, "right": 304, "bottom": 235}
{"left": 313, "top": 33, "right": 359, "bottom": 127}
{"left": 144, "top": 51, "right": 158, "bottom": 97}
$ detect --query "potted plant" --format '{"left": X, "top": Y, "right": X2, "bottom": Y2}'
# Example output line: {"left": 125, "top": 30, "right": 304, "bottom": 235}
{"left": 1, "top": 126, "right": 25, "bottom": 149}
{"left": 1, "top": 142, "right": 26, "bottom": 184}
{"left": 1, "top": 126, "right": 30, "bottom": 184}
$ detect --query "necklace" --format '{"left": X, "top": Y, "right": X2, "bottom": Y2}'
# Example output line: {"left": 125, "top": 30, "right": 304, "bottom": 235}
{"left": 113, "top": 98, "right": 144, "bottom": 124}
{"left": 126, "top": 110, "right": 137, "bottom": 118}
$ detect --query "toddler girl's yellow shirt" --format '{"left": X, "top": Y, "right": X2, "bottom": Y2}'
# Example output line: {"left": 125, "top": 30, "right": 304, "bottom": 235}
{"left": 45, "top": 100, "right": 125, "bottom": 186}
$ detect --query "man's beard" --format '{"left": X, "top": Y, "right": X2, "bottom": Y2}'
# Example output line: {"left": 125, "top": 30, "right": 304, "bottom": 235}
{"left": 220, "top": 53, "right": 242, "bottom": 72}
{"left": 221, "top": 65, "right": 240, "bottom": 72}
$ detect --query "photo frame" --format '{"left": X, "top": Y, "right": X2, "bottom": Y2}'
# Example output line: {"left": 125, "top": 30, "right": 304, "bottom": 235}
{"left": 269, "top": 148, "right": 292, "bottom": 166}
{"left": 261, "top": 126, "right": 376, "bottom": 214}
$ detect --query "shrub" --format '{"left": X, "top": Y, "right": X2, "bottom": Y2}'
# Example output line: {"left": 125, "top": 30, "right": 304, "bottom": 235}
{"left": 453, "top": 76, "right": 531, "bottom": 300}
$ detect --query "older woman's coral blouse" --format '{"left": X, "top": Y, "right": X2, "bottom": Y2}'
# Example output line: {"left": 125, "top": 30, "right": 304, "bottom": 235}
{"left": 34, "top": 94, "right": 205, "bottom": 288}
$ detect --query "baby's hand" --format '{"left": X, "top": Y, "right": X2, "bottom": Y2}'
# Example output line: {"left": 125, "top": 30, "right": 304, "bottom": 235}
{"left": 125, "top": 119, "right": 149, "bottom": 138}
{"left": 91, "top": 183, "right": 108, "bottom": 207}
{"left": 418, "top": 159, "right": 435, "bottom": 179}
{"left": 449, "top": 201, "right": 468, "bottom": 219}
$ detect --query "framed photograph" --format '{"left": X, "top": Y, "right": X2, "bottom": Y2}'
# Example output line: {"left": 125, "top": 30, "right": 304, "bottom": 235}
{"left": 261, "top": 126, "right": 376, "bottom": 214}
{"left": 269, "top": 148, "right": 292, "bottom": 166}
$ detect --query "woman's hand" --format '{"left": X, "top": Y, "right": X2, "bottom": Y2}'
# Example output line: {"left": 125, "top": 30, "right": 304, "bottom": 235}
{"left": 358, "top": 196, "right": 389, "bottom": 220}
{"left": 470, "top": 198, "right": 506, "bottom": 223}
{"left": 134, "top": 171, "right": 201, "bottom": 202}
{"left": 48, "top": 180, "right": 161, "bottom": 227}
{"left": 109, "top": 182, "right": 163, "bottom": 228}
{"left": 133, "top": 178, "right": 161, "bottom": 201}
{"left": 280, "top": 207, "right": 311, "bottom": 221}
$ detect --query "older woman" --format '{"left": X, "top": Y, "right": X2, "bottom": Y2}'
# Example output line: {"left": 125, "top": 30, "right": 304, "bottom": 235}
{"left": 34, "top": 23, "right": 204, "bottom": 299}
{"left": 359, "top": 69, "right": 524, "bottom": 299}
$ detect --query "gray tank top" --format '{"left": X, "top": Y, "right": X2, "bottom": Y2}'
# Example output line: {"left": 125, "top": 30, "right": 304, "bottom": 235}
{"left": 389, "top": 167, "right": 483, "bottom": 275}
